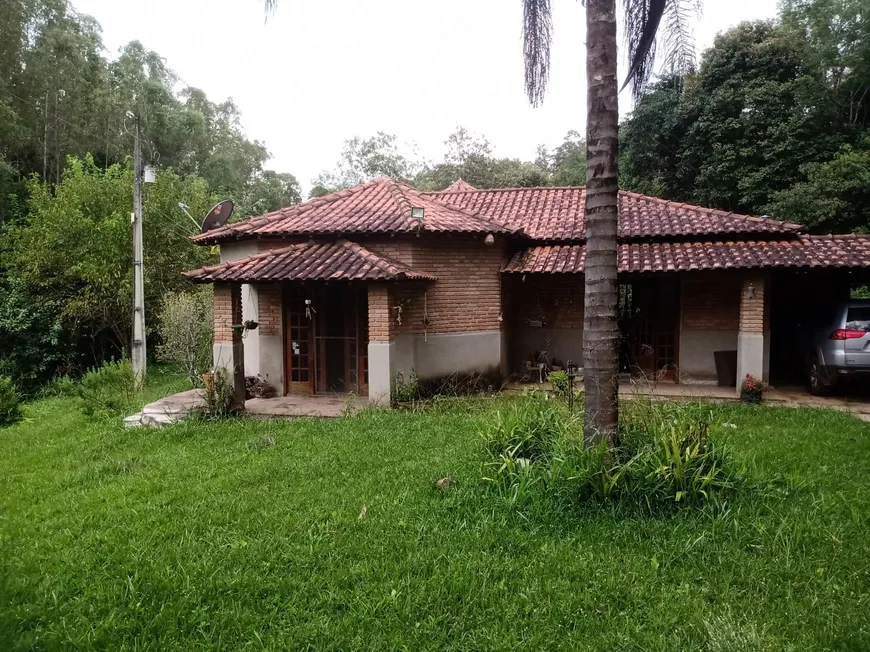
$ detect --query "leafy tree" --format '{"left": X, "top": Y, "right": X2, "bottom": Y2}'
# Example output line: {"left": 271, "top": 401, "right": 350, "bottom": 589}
{"left": 311, "top": 132, "right": 421, "bottom": 191}
{"left": 622, "top": 0, "right": 870, "bottom": 233}
{"left": 416, "top": 127, "right": 548, "bottom": 190}
{"left": 1, "top": 156, "right": 215, "bottom": 381}
{"left": 536, "top": 130, "right": 587, "bottom": 186}
{"left": 239, "top": 170, "right": 302, "bottom": 216}
{"left": 768, "top": 142, "right": 870, "bottom": 233}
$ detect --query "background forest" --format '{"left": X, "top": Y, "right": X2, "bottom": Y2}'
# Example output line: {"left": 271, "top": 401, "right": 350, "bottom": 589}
{"left": 1, "top": 0, "right": 867, "bottom": 393}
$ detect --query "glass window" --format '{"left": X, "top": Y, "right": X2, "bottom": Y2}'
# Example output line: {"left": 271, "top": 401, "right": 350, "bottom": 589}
{"left": 846, "top": 307, "right": 870, "bottom": 331}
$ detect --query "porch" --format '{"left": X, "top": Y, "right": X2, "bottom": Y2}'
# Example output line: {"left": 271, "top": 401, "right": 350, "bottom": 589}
{"left": 503, "top": 267, "right": 864, "bottom": 392}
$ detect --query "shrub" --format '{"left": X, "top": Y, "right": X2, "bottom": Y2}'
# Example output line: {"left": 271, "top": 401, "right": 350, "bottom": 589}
{"left": 0, "top": 376, "right": 23, "bottom": 427}
{"left": 547, "top": 370, "right": 570, "bottom": 396}
{"left": 156, "top": 288, "right": 214, "bottom": 387}
{"left": 740, "top": 374, "right": 768, "bottom": 404}
{"left": 481, "top": 398, "right": 746, "bottom": 512}
{"left": 76, "top": 360, "right": 138, "bottom": 418}
{"left": 196, "top": 368, "right": 238, "bottom": 420}
{"left": 481, "top": 396, "right": 578, "bottom": 505}
{"left": 481, "top": 394, "right": 572, "bottom": 462}
{"left": 393, "top": 370, "right": 420, "bottom": 403}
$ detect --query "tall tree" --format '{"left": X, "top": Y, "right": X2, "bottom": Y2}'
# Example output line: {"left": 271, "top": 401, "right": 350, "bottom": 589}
{"left": 621, "top": 0, "right": 870, "bottom": 234}
{"left": 521, "top": 0, "right": 696, "bottom": 443}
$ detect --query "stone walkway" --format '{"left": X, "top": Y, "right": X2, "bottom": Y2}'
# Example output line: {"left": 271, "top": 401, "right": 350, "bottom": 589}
{"left": 125, "top": 390, "right": 368, "bottom": 427}
{"left": 127, "top": 381, "right": 870, "bottom": 427}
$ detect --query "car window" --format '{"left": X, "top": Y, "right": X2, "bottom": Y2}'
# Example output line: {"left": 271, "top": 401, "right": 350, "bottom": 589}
{"left": 846, "top": 307, "right": 870, "bottom": 331}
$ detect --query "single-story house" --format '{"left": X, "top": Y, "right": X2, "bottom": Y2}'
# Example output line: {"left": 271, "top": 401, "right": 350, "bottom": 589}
{"left": 185, "top": 177, "right": 870, "bottom": 403}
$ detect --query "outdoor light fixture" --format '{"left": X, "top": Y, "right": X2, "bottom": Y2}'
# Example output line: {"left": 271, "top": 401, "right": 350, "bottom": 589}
{"left": 747, "top": 283, "right": 756, "bottom": 299}
{"left": 484, "top": 233, "right": 495, "bottom": 246}
{"left": 411, "top": 206, "right": 425, "bottom": 220}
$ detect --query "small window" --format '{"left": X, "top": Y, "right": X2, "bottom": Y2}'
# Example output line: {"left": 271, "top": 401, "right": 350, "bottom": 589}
{"left": 846, "top": 307, "right": 870, "bottom": 332}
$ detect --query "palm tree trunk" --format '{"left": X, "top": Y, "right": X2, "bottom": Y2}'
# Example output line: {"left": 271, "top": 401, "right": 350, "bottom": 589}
{"left": 583, "top": 0, "right": 620, "bottom": 445}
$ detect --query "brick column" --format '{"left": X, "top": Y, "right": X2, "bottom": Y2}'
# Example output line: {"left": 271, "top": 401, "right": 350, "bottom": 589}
{"left": 368, "top": 284, "right": 394, "bottom": 404}
{"left": 736, "top": 274, "right": 770, "bottom": 393}
{"left": 212, "top": 282, "right": 245, "bottom": 410}
{"left": 255, "top": 283, "right": 284, "bottom": 396}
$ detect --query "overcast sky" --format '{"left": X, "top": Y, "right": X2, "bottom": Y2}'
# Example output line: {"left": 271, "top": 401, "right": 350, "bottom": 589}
{"left": 74, "top": 0, "right": 779, "bottom": 192}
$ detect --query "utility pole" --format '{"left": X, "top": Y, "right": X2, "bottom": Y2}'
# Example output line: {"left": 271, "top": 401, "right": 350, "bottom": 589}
{"left": 131, "top": 113, "right": 146, "bottom": 387}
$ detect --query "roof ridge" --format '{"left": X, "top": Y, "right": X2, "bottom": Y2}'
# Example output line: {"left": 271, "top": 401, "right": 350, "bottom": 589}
{"left": 388, "top": 178, "right": 517, "bottom": 234}
{"left": 190, "top": 179, "right": 382, "bottom": 242}
{"left": 427, "top": 184, "right": 586, "bottom": 195}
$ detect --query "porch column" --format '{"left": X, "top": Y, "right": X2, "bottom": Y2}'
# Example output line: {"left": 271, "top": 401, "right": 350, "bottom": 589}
{"left": 736, "top": 274, "right": 770, "bottom": 393}
{"left": 367, "top": 284, "right": 394, "bottom": 405}
{"left": 213, "top": 282, "right": 246, "bottom": 410}
{"left": 256, "top": 283, "right": 285, "bottom": 396}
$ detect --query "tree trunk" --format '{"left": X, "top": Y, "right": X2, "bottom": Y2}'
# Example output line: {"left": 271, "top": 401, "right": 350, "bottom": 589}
{"left": 583, "top": 0, "right": 620, "bottom": 445}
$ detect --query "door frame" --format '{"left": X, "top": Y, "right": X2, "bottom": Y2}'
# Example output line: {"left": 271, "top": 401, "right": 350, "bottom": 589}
{"left": 283, "top": 283, "right": 369, "bottom": 396}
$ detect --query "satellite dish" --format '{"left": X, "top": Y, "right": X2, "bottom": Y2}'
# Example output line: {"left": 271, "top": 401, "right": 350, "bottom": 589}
{"left": 201, "top": 200, "right": 234, "bottom": 233}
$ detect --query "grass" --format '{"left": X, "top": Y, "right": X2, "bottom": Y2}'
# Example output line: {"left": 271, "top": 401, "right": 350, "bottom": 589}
{"left": 2, "top": 380, "right": 870, "bottom": 650}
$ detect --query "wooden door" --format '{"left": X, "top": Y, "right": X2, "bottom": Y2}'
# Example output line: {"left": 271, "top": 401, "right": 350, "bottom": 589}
{"left": 284, "top": 285, "right": 314, "bottom": 395}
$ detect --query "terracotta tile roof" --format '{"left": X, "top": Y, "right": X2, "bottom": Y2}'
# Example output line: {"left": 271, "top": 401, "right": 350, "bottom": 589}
{"left": 442, "top": 178, "right": 477, "bottom": 193}
{"left": 191, "top": 177, "right": 514, "bottom": 244}
{"left": 502, "top": 235, "right": 870, "bottom": 274}
{"left": 431, "top": 187, "right": 801, "bottom": 241}
{"left": 184, "top": 239, "right": 436, "bottom": 283}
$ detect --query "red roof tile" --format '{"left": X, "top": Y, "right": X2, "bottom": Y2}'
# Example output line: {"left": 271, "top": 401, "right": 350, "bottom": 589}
{"left": 431, "top": 187, "right": 801, "bottom": 241}
{"left": 502, "top": 235, "right": 870, "bottom": 274}
{"left": 442, "top": 178, "right": 477, "bottom": 193}
{"left": 191, "top": 177, "right": 513, "bottom": 244}
{"left": 184, "top": 239, "right": 436, "bottom": 283}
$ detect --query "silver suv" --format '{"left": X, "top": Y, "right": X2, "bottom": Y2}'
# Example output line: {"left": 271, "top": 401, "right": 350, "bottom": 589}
{"left": 809, "top": 300, "right": 870, "bottom": 394}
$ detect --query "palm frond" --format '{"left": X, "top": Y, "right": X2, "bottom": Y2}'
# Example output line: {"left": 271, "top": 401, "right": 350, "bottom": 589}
{"left": 621, "top": 0, "right": 698, "bottom": 99}
{"left": 522, "top": 0, "right": 553, "bottom": 107}
{"left": 621, "top": 0, "right": 667, "bottom": 100}
{"left": 660, "top": 0, "right": 696, "bottom": 77}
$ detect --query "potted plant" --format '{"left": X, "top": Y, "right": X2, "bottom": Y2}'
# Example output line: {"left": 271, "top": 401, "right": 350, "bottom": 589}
{"left": 740, "top": 374, "right": 768, "bottom": 404}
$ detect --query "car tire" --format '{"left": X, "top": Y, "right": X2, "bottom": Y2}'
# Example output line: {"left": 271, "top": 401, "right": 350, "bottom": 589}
{"left": 809, "top": 357, "right": 832, "bottom": 396}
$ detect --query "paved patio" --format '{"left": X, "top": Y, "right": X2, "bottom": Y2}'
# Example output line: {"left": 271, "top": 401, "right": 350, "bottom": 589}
{"left": 514, "top": 378, "right": 870, "bottom": 421}
{"left": 126, "top": 379, "right": 870, "bottom": 427}
{"left": 125, "top": 389, "right": 368, "bottom": 427}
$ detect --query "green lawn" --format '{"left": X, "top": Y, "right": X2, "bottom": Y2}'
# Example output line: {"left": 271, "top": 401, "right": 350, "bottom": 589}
{"left": 2, "top": 385, "right": 870, "bottom": 650}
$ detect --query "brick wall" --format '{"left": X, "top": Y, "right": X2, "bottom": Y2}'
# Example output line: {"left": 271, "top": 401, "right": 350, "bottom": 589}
{"left": 366, "top": 236, "right": 506, "bottom": 335}
{"left": 681, "top": 274, "right": 740, "bottom": 332}
{"left": 368, "top": 284, "right": 393, "bottom": 341}
{"left": 504, "top": 274, "right": 584, "bottom": 329}
{"left": 214, "top": 283, "right": 234, "bottom": 343}
{"left": 739, "top": 274, "right": 767, "bottom": 333}
{"left": 257, "top": 283, "right": 282, "bottom": 336}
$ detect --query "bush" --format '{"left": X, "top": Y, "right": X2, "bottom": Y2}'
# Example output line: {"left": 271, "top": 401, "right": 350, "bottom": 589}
{"left": 547, "top": 370, "right": 570, "bottom": 396}
{"left": 481, "top": 398, "right": 746, "bottom": 512}
{"left": 740, "top": 374, "right": 768, "bottom": 404}
{"left": 195, "top": 369, "right": 239, "bottom": 420}
{"left": 76, "top": 360, "right": 138, "bottom": 418}
{"left": 0, "top": 376, "right": 23, "bottom": 427}
{"left": 393, "top": 370, "right": 420, "bottom": 403}
{"left": 156, "top": 288, "right": 214, "bottom": 387}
